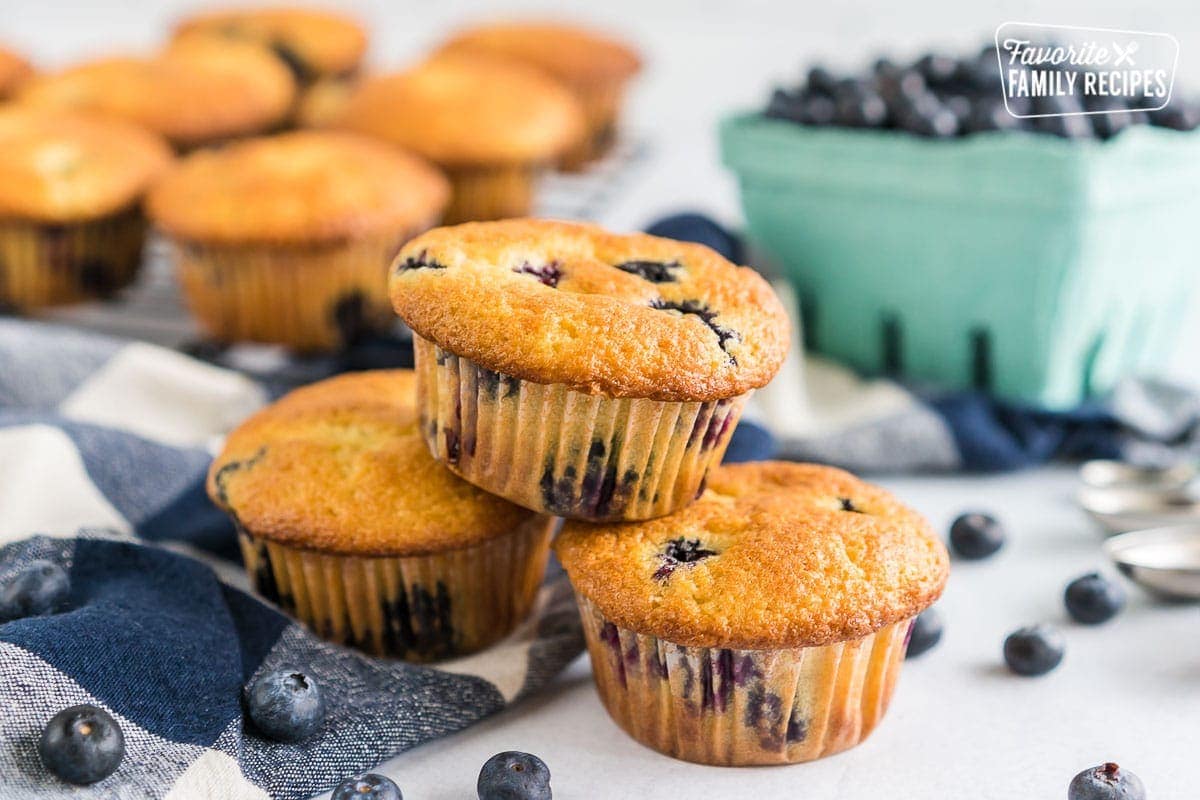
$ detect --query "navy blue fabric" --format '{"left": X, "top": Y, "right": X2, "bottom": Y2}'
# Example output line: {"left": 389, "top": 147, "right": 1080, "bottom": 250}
{"left": 722, "top": 420, "right": 778, "bottom": 463}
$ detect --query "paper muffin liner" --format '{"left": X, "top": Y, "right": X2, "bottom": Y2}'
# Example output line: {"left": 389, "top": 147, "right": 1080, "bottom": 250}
{"left": 441, "top": 164, "right": 541, "bottom": 224}
{"left": 560, "top": 81, "right": 628, "bottom": 170}
{"left": 237, "top": 514, "right": 556, "bottom": 662}
{"left": 414, "top": 336, "right": 749, "bottom": 521}
{"left": 574, "top": 593, "right": 911, "bottom": 766}
{"left": 170, "top": 225, "right": 430, "bottom": 352}
{"left": 0, "top": 208, "right": 147, "bottom": 310}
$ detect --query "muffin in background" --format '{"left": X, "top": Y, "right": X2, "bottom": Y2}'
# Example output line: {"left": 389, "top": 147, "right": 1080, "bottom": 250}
{"left": 0, "top": 108, "right": 172, "bottom": 309}
{"left": 17, "top": 37, "right": 294, "bottom": 150}
{"left": 329, "top": 53, "right": 584, "bottom": 223}
{"left": 389, "top": 219, "right": 790, "bottom": 521}
{"left": 555, "top": 462, "right": 950, "bottom": 765}
{"left": 147, "top": 130, "right": 448, "bottom": 351}
{"left": 438, "top": 22, "right": 641, "bottom": 169}
{"left": 0, "top": 46, "right": 33, "bottom": 99}
{"left": 173, "top": 6, "right": 367, "bottom": 122}
{"left": 209, "top": 369, "right": 557, "bottom": 662}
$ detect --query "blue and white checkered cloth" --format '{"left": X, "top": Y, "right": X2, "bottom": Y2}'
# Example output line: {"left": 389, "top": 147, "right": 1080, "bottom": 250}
{"left": 0, "top": 320, "right": 589, "bottom": 800}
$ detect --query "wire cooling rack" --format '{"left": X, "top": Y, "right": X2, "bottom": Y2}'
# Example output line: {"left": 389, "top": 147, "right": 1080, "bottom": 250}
{"left": 35, "top": 137, "right": 652, "bottom": 354}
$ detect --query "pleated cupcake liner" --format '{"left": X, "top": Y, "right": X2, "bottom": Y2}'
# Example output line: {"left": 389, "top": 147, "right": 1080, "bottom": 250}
{"left": 441, "top": 163, "right": 541, "bottom": 224}
{"left": 237, "top": 514, "right": 556, "bottom": 663}
{"left": 574, "top": 593, "right": 912, "bottom": 766}
{"left": 169, "top": 223, "right": 434, "bottom": 352}
{"left": 0, "top": 208, "right": 147, "bottom": 310}
{"left": 414, "top": 336, "right": 749, "bottom": 522}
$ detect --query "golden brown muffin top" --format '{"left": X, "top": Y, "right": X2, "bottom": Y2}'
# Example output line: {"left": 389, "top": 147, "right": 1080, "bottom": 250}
{"left": 173, "top": 7, "right": 367, "bottom": 79}
{"left": 556, "top": 462, "right": 950, "bottom": 649}
{"left": 147, "top": 130, "right": 448, "bottom": 245}
{"left": 389, "top": 219, "right": 790, "bottom": 401}
{"left": 16, "top": 38, "right": 294, "bottom": 148}
{"left": 438, "top": 22, "right": 641, "bottom": 87}
{"left": 0, "top": 46, "right": 33, "bottom": 98}
{"left": 0, "top": 108, "right": 172, "bottom": 223}
{"left": 330, "top": 53, "right": 584, "bottom": 166}
{"left": 208, "top": 370, "right": 539, "bottom": 557}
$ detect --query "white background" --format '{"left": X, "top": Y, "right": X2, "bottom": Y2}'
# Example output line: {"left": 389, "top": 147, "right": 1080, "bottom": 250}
{"left": 6, "top": 2, "right": 1200, "bottom": 798}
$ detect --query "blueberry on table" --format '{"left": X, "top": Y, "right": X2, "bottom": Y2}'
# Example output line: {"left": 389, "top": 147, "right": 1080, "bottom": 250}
{"left": 1068, "top": 762, "right": 1146, "bottom": 800}
{"left": 1035, "top": 113, "right": 1095, "bottom": 140}
{"left": 948, "top": 512, "right": 1006, "bottom": 560}
{"left": 332, "top": 774, "right": 403, "bottom": 800}
{"left": 835, "top": 90, "right": 889, "bottom": 128}
{"left": 915, "top": 53, "right": 960, "bottom": 86}
{"left": 804, "top": 65, "right": 838, "bottom": 96}
{"left": 478, "top": 751, "right": 552, "bottom": 800}
{"left": 800, "top": 94, "right": 837, "bottom": 126}
{"left": 0, "top": 559, "right": 70, "bottom": 622}
{"left": 244, "top": 667, "right": 325, "bottom": 742}
{"left": 1064, "top": 573, "right": 1125, "bottom": 625}
{"left": 1150, "top": 100, "right": 1200, "bottom": 131}
{"left": 1003, "top": 625, "right": 1065, "bottom": 676}
{"left": 38, "top": 704, "right": 124, "bottom": 785}
{"left": 905, "top": 607, "right": 944, "bottom": 659}
{"left": 965, "top": 100, "right": 1024, "bottom": 134}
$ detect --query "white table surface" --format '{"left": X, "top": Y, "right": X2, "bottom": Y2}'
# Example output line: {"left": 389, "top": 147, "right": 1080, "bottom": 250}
{"left": 7, "top": 2, "right": 1200, "bottom": 797}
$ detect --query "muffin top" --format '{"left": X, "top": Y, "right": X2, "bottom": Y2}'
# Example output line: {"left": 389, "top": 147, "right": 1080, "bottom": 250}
{"left": 0, "top": 46, "right": 32, "bottom": 98}
{"left": 0, "top": 108, "right": 172, "bottom": 223}
{"left": 438, "top": 22, "right": 641, "bottom": 87}
{"left": 389, "top": 219, "right": 790, "bottom": 401}
{"left": 330, "top": 54, "right": 584, "bottom": 166}
{"left": 173, "top": 7, "right": 368, "bottom": 80}
{"left": 17, "top": 38, "right": 294, "bottom": 148}
{"left": 147, "top": 131, "right": 449, "bottom": 245}
{"left": 208, "top": 370, "right": 538, "bottom": 557}
{"left": 555, "top": 462, "right": 949, "bottom": 649}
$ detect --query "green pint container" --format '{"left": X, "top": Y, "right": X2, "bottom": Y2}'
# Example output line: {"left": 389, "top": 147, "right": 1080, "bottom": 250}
{"left": 720, "top": 112, "right": 1200, "bottom": 409}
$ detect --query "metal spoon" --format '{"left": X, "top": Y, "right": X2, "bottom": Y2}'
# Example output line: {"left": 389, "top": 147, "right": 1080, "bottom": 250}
{"left": 1079, "top": 459, "right": 1196, "bottom": 492}
{"left": 1104, "top": 525, "right": 1200, "bottom": 600}
{"left": 1078, "top": 486, "right": 1200, "bottom": 534}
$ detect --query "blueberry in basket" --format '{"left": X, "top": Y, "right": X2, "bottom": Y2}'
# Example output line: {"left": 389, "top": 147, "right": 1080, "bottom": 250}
{"left": 763, "top": 43, "right": 1200, "bottom": 139}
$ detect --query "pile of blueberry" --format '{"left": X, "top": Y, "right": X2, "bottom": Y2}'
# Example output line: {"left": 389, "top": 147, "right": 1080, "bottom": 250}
{"left": 765, "top": 44, "right": 1200, "bottom": 139}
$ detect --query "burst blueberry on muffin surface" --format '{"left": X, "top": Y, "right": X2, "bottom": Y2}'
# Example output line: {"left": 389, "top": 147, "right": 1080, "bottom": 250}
{"left": 554, "top": 461, "right": 949, "bottom": 765}
{"left": 207, "top": 370, "right": 555, "bottom": 661}
{"left": 389, "top": 219, "right": 790, "bottom": 521}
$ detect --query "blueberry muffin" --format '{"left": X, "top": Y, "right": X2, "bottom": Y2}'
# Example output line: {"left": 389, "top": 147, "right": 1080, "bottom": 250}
{"left": 17, "top": 37, "right": 294, "bottom": 150}
{"left": 173, "top": 7, "right": 367, "bottom": 123}
{"left": 437, "top": 22, "right": 641, "bottom": 169}
{"left": 329, "top": 54, "right": 584, "bottom": 223}
{"left": 555, "top": 462, "right": 950, "bottom": 765}
{"left": 208, "top": 370, "right": 556, "bottom": 661}
{"left": 389, "top": 219, "right": 790, "bottom": 521}
{"left": 0, "top": 45, "right": 32, "bottom": 99}
{"left": 147, "top": 130, "right": 448, "bottom": 351}
{"left": 0, "top": 108, "right": 172, "bottom": 309}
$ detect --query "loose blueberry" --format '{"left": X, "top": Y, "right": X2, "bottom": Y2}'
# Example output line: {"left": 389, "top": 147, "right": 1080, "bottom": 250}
{"left": 905, "top": 607, "right": 944, "bottom": 659}
{"left": 244, "top": 667, "right": 325, "bottom": 742}
{"left": 0, "top": 559, "right": 70, "bottom": 622}
{"left": 1068, "top": 763, "right": 1146, "bottom": 800}
{"left": 1003, "top": 624, "right": 1065, "bottom": 676}
{"left": 915, "top": 53, "right": 960, "bottom": 86}
{"left": 965, "top": 99, "right": 1024, "bottom": 134}
{"left": 948, "top": 512, "right": 1006, "bottom": 560}
{"left": 332, "top": 774, "right": 403, "bottom": 800}
{"left": 1064, "top": 572, "right": 1125, "bottom": 625}
{"left": 800, "top": 94, "right": 837, "bottom": 126}
{"left": 835, "top": 90, "right": 889, "bottom": 128}
{"left": 1150, "top": 100, "right": 1200, "bottom": 131}
{"left": 478, "top": 751, "right": 552, "bottom": 800}
{"left": 804, "top": 65, "right": 837, "bottom": 96}
{"left": 38, "top": 704, "right": 124, "bottom": 785}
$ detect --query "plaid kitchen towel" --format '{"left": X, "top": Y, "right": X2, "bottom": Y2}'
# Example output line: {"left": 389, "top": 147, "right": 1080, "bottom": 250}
{"left": 0, "top": 319, "right": 590, "bottom": 800}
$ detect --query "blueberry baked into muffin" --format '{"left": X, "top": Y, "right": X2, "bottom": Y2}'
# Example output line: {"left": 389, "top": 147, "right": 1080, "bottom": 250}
{"left": 17, "top": 37, "right": 294, "bottom": 150}
{"left": 555, "top": 462, "right": 950, "bottom": 765}
{"left": 208, "top": 370, "right": 556, "bottom": 662}
{"left": 437, "top": 22, "right": 641, "bottom": 169}
{"left": 173, "top": 6, "right": 367, "bottom": 124}
{"left": 329, "top": 54, "right": 584, "bottom": 223}
{"left": 0, "top": 45, "right": 32, "bottom": 99}
{"left": 389, "top": 219, "right": 790, "bottom": 521}
{"left": 147, "top": 130, "right": 448, "bottom": 351}
{"left": 0, "top": 108, "right": 172, "bottom": 309}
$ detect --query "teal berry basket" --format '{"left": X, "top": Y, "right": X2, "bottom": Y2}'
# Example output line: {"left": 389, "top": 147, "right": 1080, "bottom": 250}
{"left": 720, "top": 112, "right": 1200, "bottom": 409}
